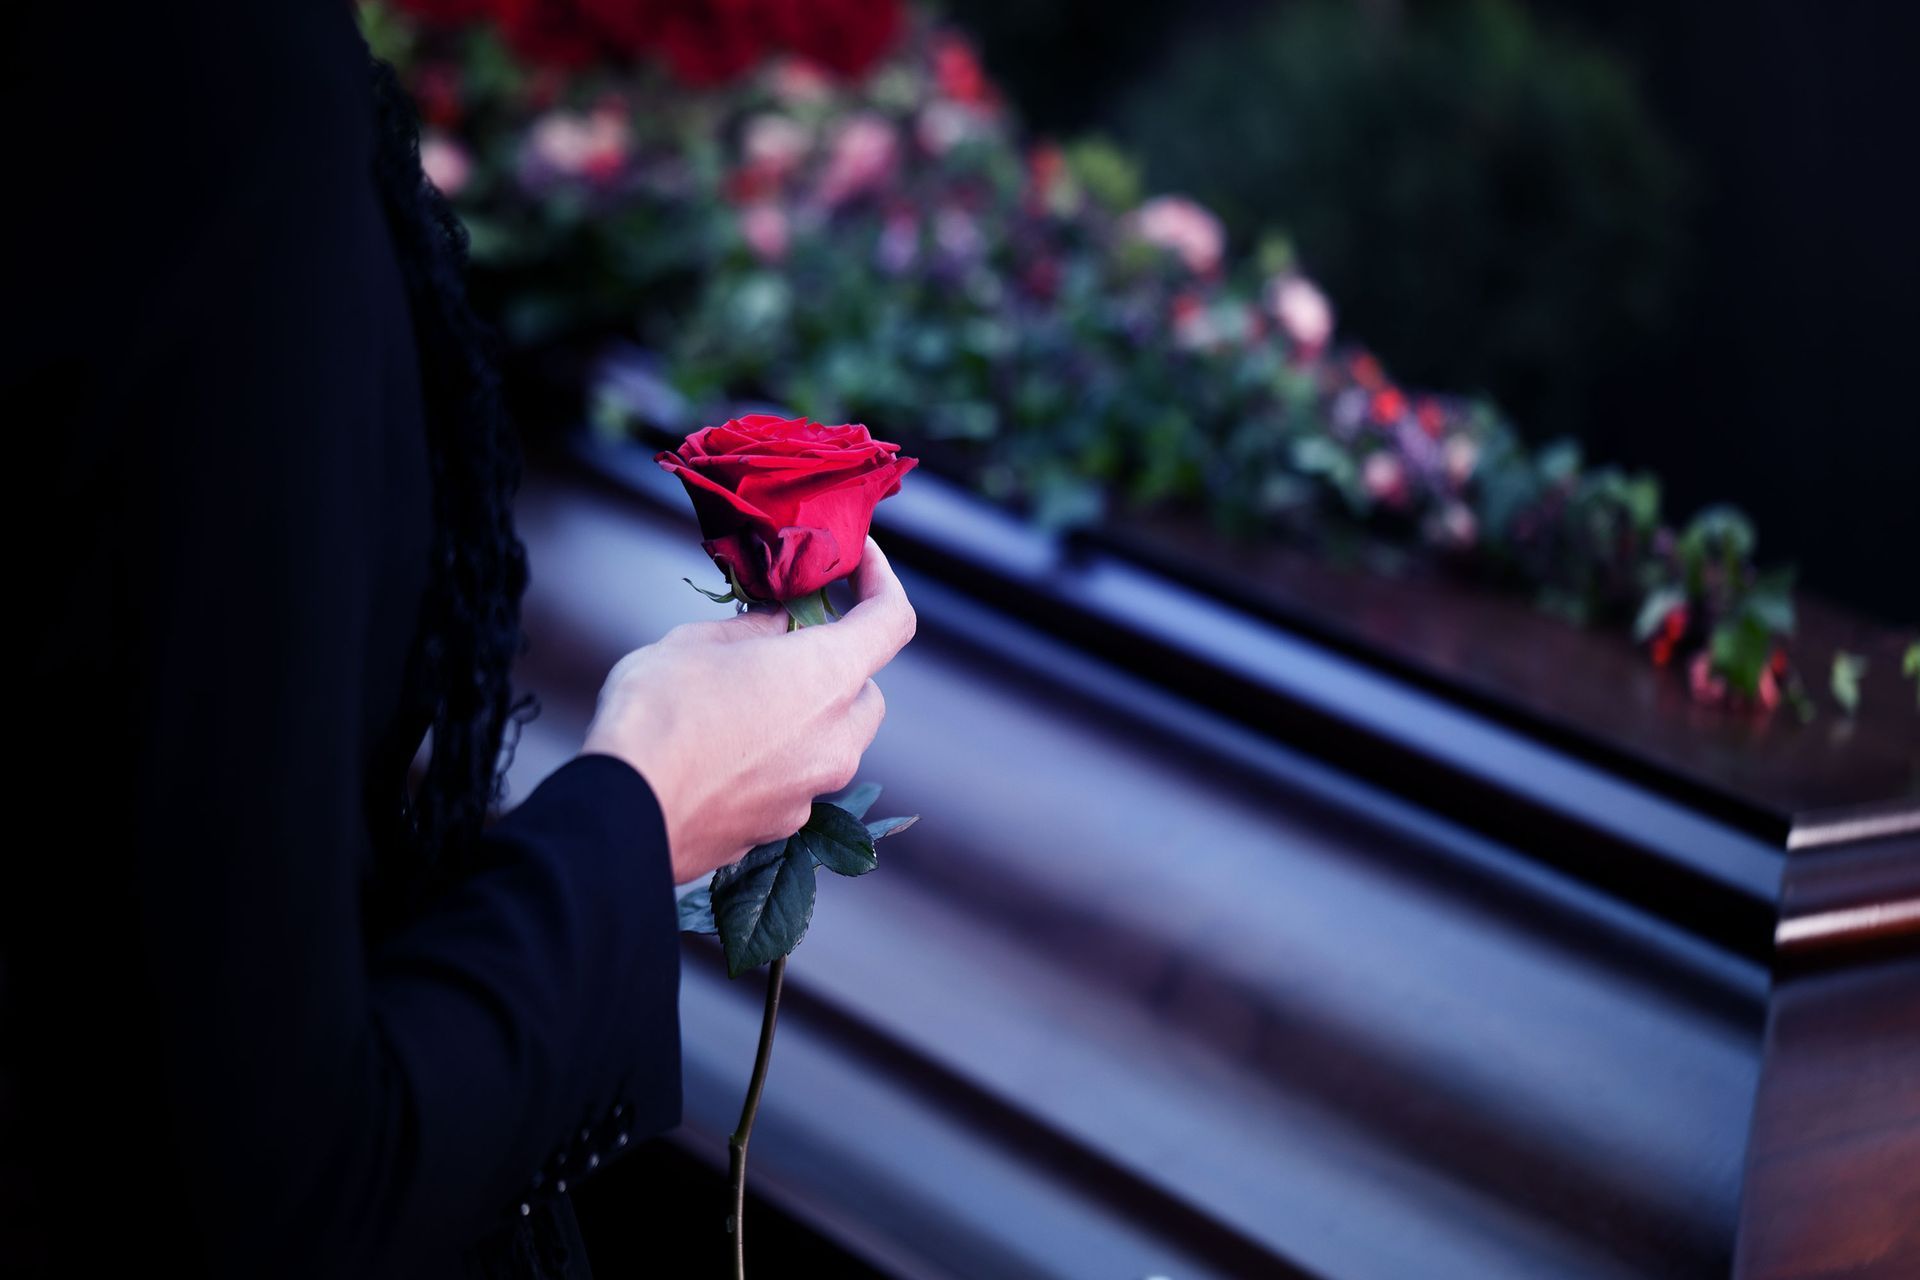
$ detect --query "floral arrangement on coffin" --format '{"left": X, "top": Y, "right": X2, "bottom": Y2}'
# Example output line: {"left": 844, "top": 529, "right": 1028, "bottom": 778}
{"left": 361, "top": 0, "right": 1915, "bottom": 718}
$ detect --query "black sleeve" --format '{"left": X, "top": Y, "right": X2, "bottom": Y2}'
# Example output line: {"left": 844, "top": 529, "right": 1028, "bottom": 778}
{"left": 6, "top": 2, "right": 681, "bottom": 1275}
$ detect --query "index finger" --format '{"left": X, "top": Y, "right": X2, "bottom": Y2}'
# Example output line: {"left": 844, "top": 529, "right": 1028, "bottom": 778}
{"left": 814, "top": 537, "right": 916, "bottom": 679}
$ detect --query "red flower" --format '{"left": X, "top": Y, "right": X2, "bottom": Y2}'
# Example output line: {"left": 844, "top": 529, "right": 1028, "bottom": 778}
{"left": 1416, "top": 397, "right": 1446, "bottom": 440}
{"left": 411, "top": 63, "right": 466, "bottom": 129}
{"left": 766, "top": 0, "right": 904, "bottom": 79}
{"left": 650, "top": 0, "right": 767, "bottom": 86}
{"left": 1027, "top": 143, "right": 1067, "bottom": 211}
{"left": 931, "top": 31, "right": 991, "bottom": 105}
{"left": 497, "top": 0, "right": 613, "bottom": 69}
{"left": 1350, "top": 352, "right": 1385, "bottom": 391}
{"left": 657, "top": 416, "right": 918, "bottom": 602}
{"left": 1370, "top": 387, "right": 1407, "bottom": 425}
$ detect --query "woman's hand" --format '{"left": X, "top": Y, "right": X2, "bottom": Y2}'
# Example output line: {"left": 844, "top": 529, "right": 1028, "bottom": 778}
{"left": 581, "top": 537, "right": 917, "bottom": 885}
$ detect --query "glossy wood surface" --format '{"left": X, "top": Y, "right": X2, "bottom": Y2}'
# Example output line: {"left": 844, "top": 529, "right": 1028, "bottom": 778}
{"left": 1735, "top": 956, "right": 1920, "bottom": 1280}
{"left": 1094, "top": 514, "right": 1918, "bottom": 849}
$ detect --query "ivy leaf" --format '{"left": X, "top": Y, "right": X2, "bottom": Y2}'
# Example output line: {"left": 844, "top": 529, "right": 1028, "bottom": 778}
{"left": 710, "top": 839, "right": 817, "bottom": 977}
{"left": 1830, "top": 651, "right": 1867, "bottom": 716}
{"left": 825, "top": 781, "right": 882, "bottom": 820}
{"left": 866, "top": 814, "right": 920, "bottom": 842}
{"left": 1633, "top": 586, "right": 1687, "bottom": 643}
{"left": 676, "top": 883, "right": 716, "bottom": 934}
{"left": 792, "top": 802, "right": 877, "bottom": 877}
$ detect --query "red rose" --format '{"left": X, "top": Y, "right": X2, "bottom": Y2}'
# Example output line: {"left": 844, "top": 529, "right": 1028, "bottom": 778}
{"left": 656, "top": 415, "right": 917, "bottom": 602}
{"left": 765, "top": 0, "right": 904, "bottom": 79}
{"left": 497, "top": 0, "right": 612, "bottom": 68}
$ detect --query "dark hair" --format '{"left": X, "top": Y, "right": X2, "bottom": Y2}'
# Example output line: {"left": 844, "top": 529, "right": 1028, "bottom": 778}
{"left": 367, "top": 57, "right": 536, "bottom": 874}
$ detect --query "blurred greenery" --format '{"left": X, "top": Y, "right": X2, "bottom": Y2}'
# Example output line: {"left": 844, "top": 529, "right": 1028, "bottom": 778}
{"left": 1114, "top": 0, "right": 1688, "bottom": 443}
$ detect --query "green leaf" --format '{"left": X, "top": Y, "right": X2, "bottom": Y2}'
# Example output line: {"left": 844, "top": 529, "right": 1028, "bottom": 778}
{"left": 866, "top": 814, "right": 920, "bottom": 842}
{"left": 1709, "top": 613, "right": 1773, "bottom": 697}
{"left": 784, "top": 588, "right": 832, "bottom": 630}
{"left": 1633, "top": 586, "right": 1687, "bottom": 643}
{"left": 1741, "top": 568, "right": 1797, "bottom": 634}
{"left": 1903, "top": 642, "right": 1919, "bottom": 679}
{"left": 1830, "top": 651, "right": 1867, "bottom": 716}
{"left": 710, "top": 839, "right": 818, "bottom": 977}
{"left": 676, "top": 884, "right": 716, "bottom": 934}
{"left": 825, "top": 781, "right": 882, "bottom": 820}
{"left": 792, "top": 803, "right": 877, "bottom": 877}
{"left": 684, "top": 577, "right": 737, "bottom": 604}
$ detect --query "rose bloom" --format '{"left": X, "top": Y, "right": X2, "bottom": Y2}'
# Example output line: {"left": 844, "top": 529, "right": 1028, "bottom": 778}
{"left": 1131, "top": 196, "right": 1224, "bottom": 276}
{"left": 1362, "top": 451, "right": 1408, "bottom": 508}
{"left": 764, "top": 55, "right": 835, "bottom": 105}
{"left": 931, "top": 31, "right": 991, "bottom": 105}
{"left": 1266, "top": 273, "right": 1333, "bottom": 355}
{"left": 916, "top": 101, "right": 990, "bottom": 156}
{"left": 766, "top": 0, "right": 905, "bottom": 79}
{"left": 1443, "top": 434, "right": 1480, "bottom": 488}
{"left": 1689, "top": 651, "right": 1728, "bottom": 706}
{"left": 742, "top": 112, "right": 812, "bottom": 178}
{"left": 740, "top": 202, "right": 790, "bottom": 263}
{"left": 657, "top": 415, "right": 918, "bottom": 602}
{"left": 525, "top": 107, "right": 630, "bottom": 184}
{"left": 814, "top": 113, "right": 898, "bottom": 207}
{"left": 420, "top": 132, "right": 473, "bottom": 197}
{"left": 1436, "top": 501, "right": 1477, "bottom": 550}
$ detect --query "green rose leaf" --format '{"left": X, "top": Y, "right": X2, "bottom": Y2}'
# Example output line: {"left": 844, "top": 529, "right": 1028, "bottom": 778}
{"left": 710, "top": 838, "right": 818, "bottom": 977}
{"left": 1742, "top": 568, "right": 1797, "bottom": 635}
{"left": 684, "top": 577, "right": 737, "bottom": 604}
{"left": 784, "top": 588, "right": 832, "bottom": 629}
{"left": 1709, "top": 613, "right": 1773, "bottom": 696}
{"left": 1633, "top": 586, "right": 1687, "bottom": 643}
{"left": 676, "top": 883, "right": 716, "bottom": 934}
{"left": 825, "top": 781, "right": 882, "bottom": 820}
{"left": 1830, "top": 651, "right": 1867, "bottom": 716}
{"left": 866, "top": 814, "right": 921, "bottom": 842}
{"left": 793, "top": 802, "right": 877, "bottom": 877}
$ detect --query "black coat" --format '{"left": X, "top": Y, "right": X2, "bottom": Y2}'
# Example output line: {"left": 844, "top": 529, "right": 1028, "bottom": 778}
{"left": 2, "top": 3, "right": 682, "bottom": 1275}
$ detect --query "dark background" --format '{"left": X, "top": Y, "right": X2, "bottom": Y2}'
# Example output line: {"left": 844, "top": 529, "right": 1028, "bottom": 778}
{"left": 947, "top": 0, "right": 1920, "bottom": 622}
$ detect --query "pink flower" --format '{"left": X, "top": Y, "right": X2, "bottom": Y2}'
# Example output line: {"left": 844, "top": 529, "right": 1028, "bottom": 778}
{"left": 420, "top": 132, "right": 472, "bottom": 197}
{"left": 740, "top": 202, "right": 790, "bottom": 263}
{"left": 1689, "top": 652, "right": 1727, "bottom": 705}
{"left": 524, "top": 107, "right": 630, "bottom": 185}
{"left": 916, "top": 101, "right": 990, "bottom": 156}
{"left": 1266, "top": 274, "right": 1333, "bottom": 355}
{"left": 1130, "top": 196, "right": 1224, "bottom": 276}
{"left": 742, "top": 112, "right": 812, "bottom": 178}
{"left": 814, "top": 113, "right": 897, "bottom": 207}
{"left": 764, "top": 55, "right": 835, "bottom": 105}
{"left": 1437, "top": 502, "right": 1477, "bottom": 549}
{"left": 1362, "top": 452, "right": 1408, "bottom": 507}
{"left": 1443, "top": 434, "right": 1479, "bottom": 488}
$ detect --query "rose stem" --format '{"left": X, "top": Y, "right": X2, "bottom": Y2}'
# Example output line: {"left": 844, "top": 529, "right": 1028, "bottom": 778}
{"left": 727, "top": 954, "right": 786, "bottom": 1279}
